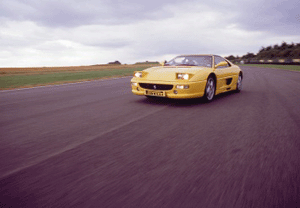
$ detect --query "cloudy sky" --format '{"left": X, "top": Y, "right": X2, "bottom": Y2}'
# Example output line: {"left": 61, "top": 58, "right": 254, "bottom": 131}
{"left": 0, "top": 0, "right": 299, "bottom": 67}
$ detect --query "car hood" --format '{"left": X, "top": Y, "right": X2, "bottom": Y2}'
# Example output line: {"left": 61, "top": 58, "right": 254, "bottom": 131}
{"left": 143, "top": 66, "right": 207, "bottom": 81}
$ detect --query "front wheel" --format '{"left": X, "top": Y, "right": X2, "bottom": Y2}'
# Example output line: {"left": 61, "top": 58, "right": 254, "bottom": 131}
{"left": 203, "top": 77, "right": 215, "bottom": 102}
{"left": 236, "top": 74, "right": 242, "bottom": 92}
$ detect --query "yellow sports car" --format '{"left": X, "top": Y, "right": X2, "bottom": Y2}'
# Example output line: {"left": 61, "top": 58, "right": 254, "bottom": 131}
{"left": 131, "top": 54, "right": 243, "bottom": 101}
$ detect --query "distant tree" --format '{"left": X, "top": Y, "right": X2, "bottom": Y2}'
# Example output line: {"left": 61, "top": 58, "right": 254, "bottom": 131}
{"left": 225, "top": 55, "right": 236, "bottom": 60}
{"left": 108, "top": 60, "right": 121, "bottom": 65}
{"left": 279, "top": 41, "right": 288, "bottom": 50}
{"left": 288, "top": 43, "right": 295, "bottom": 49}
{"left": 265, "top": 46, "right": 272, "bottom": 51}
{"left": 291, "top": 49, "right": 300, "bottom": 58}
{"left": 273, "top": 44, "right": 279, "bottom": 50}
{"left": 259, "top": 47, "right": 265, "bottom": 53}
{"left": 242, "top": 52, "right": 256, "bottom": 59}
{"left": 279, "top": 49, "right": 292, "bottom": 58}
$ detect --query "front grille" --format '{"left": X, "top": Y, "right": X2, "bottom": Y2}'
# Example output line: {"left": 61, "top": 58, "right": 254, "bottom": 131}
{"left": 139, "top": 83, "right": 173, "bottom": 90}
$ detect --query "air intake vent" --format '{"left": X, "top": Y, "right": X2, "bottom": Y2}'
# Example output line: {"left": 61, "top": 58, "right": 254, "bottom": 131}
{"left": 139, "top": 83, "right": 173, "bottom": 90}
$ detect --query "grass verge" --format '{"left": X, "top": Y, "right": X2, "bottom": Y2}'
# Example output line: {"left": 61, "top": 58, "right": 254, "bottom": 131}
{"left": 241, "top": 64, "right": 300, "bottom": 71}
{"left": 0, "top": 66, "right": 149, "bottom": 90}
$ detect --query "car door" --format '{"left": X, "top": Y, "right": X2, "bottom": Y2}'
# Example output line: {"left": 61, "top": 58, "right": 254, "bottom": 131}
{"left": 214, "top": 56, "right": 234, "bottom": 93}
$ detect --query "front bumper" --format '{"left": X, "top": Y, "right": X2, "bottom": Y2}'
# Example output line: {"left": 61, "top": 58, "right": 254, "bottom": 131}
{"left": 131, "top": 79, "right": 206, "bottom": 99}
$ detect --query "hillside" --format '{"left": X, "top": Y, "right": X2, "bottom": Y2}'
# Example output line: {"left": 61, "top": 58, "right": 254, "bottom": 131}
{"left": 226, "top": 42, "right": 300, "bottom": 64}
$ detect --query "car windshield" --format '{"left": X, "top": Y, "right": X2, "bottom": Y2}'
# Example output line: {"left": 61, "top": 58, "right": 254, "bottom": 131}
{"left": 165, "top": 55, "right": 212, "bottom": 67}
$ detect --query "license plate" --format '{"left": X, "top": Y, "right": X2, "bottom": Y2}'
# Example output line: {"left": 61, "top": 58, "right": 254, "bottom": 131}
{"left": 145, "top": 90, "right": 166, "bottom": 97}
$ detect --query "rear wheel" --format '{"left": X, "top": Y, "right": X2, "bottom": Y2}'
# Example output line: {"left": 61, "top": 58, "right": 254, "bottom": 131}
{"left": 204, "top": 76, "right": 215, "bottom": 102}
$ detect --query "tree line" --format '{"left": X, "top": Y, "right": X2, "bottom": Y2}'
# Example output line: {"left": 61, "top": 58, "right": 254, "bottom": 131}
{"left": 225, "top": 42, "right": 300, "bottom": 63}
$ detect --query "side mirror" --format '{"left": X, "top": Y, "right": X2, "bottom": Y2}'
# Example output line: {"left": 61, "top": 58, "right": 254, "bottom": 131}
{"left": 160, "top": 61, "right": 166, "bottom": 66}
{"left": 215, "top": 61, "right": 228, "bottom": 68}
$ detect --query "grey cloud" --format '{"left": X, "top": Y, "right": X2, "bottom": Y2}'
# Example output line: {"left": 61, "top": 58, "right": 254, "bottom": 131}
{"left": 92, "top": 40, "right": 133, "bottom": 48}
{"left": 0, "top": 0, "right": 180, "bottom": 27}
{"left": 1, "top": 0, "right": 299, "bottom": 67}
{"left": 130, "top": 39, "right": 214, "bottom": 60}
{"left": 171, "top": 0, "right": 300, "bottom": 35}
{"left": 232, "top": 0, "right": 300, "bottom": 35}
{"left": 1, "top": 0, "right": 299, "bottom": 35}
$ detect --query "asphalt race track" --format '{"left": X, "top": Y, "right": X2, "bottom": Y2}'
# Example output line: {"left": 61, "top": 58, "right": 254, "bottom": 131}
{"left": 0, "top": 66, "right": 299, "bottom": 208}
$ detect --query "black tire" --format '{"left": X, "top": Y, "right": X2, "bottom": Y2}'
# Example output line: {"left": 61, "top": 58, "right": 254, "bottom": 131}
{"left": 203, "top": 76, "right": 215, "bottom": 102}
{"left": 236, "top": 74, "right": 242, "bottom": 92}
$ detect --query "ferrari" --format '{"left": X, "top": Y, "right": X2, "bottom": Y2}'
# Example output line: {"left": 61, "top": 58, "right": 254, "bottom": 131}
{"left": 131, "top": 54, "right": 243, "bottom": 101}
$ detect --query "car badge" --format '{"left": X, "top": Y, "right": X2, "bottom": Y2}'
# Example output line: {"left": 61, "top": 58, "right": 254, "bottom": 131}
{"left": 153, "top": 85, "right": 157, "bottom": 89}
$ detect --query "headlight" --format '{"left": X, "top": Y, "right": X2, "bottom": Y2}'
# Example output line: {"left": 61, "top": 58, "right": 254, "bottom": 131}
{"left": 177, "top": 73, "right": 189, "bottom": 80}
{"left": 134, "top": 72, "right": 143, "bottom": 78}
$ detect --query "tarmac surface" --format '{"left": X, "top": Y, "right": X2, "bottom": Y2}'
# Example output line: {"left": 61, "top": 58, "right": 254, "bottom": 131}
{"left": 0, "top": 66, "right": 299, "bottom": 208}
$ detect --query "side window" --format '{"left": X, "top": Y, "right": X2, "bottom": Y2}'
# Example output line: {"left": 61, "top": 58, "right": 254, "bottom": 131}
{"left": 214, "top": 56, "right": 230, "bottom": 68}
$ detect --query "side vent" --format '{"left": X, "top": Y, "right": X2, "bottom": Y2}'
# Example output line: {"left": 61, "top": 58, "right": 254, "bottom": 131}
{"left": 226, "top": 78, "right": 233, "bottom": 85}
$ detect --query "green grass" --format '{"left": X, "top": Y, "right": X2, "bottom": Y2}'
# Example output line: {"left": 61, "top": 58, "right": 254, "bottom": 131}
{"left": 0, "top": 67, "right": 147, "bottom": 90}
{"left": 241, "top": 64, "right": 300, "bottom": 71}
